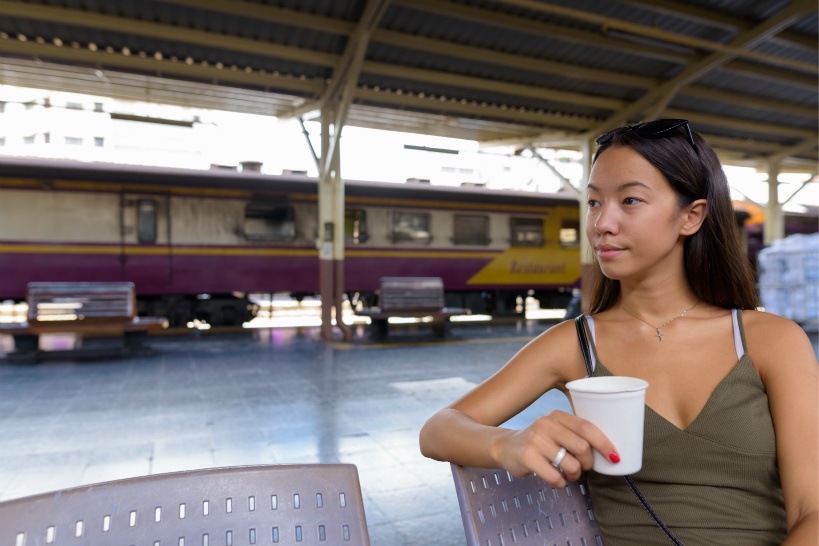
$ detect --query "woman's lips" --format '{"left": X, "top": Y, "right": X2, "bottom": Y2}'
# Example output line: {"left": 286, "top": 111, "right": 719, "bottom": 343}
{"left": 596, "top": 244, "right": 624, "bottom": 260}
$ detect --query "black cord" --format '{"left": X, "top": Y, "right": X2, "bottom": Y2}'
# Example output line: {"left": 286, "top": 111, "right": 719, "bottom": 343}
{"left": 623, "top": 476, "right": 685, "bottom": 545}
{"left": 574, "top": 316, "right": 686, "bottom": 546}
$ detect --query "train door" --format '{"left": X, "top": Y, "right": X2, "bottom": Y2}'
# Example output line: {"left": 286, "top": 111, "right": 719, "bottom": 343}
{"left": 120, "top": 193, "right": 171, "bottom": 286}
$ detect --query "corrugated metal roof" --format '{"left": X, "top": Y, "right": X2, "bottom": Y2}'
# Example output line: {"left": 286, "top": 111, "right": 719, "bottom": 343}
{"left": 0, "top": 0, "right": 815, "bottom": 167}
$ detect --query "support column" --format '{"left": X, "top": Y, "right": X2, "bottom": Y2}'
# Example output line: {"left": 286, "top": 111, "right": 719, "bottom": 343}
{"left": 764, "top": 160, "right": 784, "bottom": 245}
{"left": 318, "top": 107, "right": 352, "bottom": 342}
{"left": 579, "top": 138, "right": 594, "bottom": 314}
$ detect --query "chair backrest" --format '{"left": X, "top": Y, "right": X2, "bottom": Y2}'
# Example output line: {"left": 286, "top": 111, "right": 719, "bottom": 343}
{"left": 451, "top": 463, "right": 603, "bottom": 546}
{"left": 1, "top": 464, "right": 370, "bottom": 546}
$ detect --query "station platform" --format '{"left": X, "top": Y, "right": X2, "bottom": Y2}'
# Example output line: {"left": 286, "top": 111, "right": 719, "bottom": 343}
{"left": 0, "top": 320, "right": 816, "bottom": 545}
{"left": 0, "top": 320, "right": 571, "bottom": 546}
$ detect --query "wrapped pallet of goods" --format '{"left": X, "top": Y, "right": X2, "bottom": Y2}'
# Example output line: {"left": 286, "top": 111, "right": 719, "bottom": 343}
{"left": 757, "top": 233, "right": 819, "bottom": 327}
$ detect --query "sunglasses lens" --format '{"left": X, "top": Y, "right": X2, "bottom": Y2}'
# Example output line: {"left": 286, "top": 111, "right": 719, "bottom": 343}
{"left": 595, "top": 128, "right": 620, "bottom": 146}
{"left": 634, "top": 119, "right": 687, "bottom": 139}
{"left": 596, "top": 119, "right": 695, "bottom": 150}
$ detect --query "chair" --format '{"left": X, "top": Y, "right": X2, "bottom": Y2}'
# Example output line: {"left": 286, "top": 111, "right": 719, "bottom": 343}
{"left": 451, "top": 463, "right": 603, "bottom": 546}
{"left": 0, "top": 464, "right": 370, "bottom": 546}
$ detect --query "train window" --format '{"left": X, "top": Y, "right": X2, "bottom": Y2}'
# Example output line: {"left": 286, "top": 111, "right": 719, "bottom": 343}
{"left": 510, "top": 217, "right": 543, "bottom": 247}
{"left": 559, "top": 219, "right": 580, "bottom": 248}
{"left": 345, "top": 209, "right": 369, "bottom": 244}
{"left": 137, "top": 199, "right": 158, "bottom": 244}
{"left": 244, "top": 204, "right": 296, "bottom": 242}
{"left": 392, "top": 211, "right": 432, "bottom": 244}
{"left": 453, "top": 214, "right": 490, "bottom": 245}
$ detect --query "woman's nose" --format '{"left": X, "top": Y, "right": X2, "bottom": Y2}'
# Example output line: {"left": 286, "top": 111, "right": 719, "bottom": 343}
{"left": 593, "top": 206, "right": 618, "bottom": 235}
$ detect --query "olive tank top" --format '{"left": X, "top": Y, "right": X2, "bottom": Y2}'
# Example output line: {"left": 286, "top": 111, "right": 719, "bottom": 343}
{"left": 582, "top": 310, "right": 787, "bottom": 545}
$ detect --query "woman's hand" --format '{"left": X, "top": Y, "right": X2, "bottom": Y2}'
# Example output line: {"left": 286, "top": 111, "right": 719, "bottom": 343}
{"left": 491, "top": 410, "right": 618, "bottom": 486}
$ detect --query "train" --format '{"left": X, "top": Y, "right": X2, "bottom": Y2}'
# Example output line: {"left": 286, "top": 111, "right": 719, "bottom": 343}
{"left": 0, "top": 156, "right": 583, "bottom": 326}
{"left": 1, "top": 157, "right": 815, "bottom": 328}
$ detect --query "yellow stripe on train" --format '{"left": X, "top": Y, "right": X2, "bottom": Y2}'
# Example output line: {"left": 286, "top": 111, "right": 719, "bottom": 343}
{"left": 467, "top": 247, "right": 581, "bottom": 285}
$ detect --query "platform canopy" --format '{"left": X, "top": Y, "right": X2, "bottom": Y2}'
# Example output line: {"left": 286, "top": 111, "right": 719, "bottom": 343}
{"left": 0, "top": 0, "right": 816, "bottom": 169}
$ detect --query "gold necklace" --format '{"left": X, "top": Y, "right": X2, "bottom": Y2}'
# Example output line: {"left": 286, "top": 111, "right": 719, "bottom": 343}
{"left": 620, "top": 300, "right": 699, "bottom": 342}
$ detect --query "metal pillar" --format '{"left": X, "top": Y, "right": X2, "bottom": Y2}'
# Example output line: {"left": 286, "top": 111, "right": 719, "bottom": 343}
{"left": 318, "top": 107, "right": 352, "bottom": 342}
{"left": 764, "top": 160, "right": 785, "bottom": 245}
{"left": 578, "top": 138, "right": 594, "bottom": 314}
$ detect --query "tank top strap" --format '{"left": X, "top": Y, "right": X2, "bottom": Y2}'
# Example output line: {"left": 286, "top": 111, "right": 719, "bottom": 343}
{"left": 732, "top": 308, "right": 747, "bottom": 360}
{"left": 582, "top": 315, "right": 600, "bottom": 375}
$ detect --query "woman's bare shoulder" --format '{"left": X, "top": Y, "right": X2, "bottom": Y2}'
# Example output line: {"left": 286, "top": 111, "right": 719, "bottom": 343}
{"left": 514, "top": 318, "right": 588, "bottom": 379}
{"left": 742, "top": 309, "right": 809, "bottom": 340}
{"left": 741, "top": 309, "right": 818, "bottom": 371}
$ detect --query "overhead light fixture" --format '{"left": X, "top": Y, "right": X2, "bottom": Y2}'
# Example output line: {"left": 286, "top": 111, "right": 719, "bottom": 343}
{"left": 110, "top": 113, "right": 194, "bottom": 127}
{"left": 404, "top": 144, "right": 459, "bottom": 154}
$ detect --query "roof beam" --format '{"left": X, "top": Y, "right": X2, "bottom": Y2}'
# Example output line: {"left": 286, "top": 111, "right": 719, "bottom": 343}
{"left": 361, "top": 61, "right": 625, "bottom": 111}
{"left": 163, "top": 0, "right": 356, "bottom": 35}
{"left": 353, "top": 87, "right": 594, "bottom": 130}
{"left": 371, "top": 29, "right": 657, "bottom": 89}
{"left": 396, "top": 0, "right": 693, "bottom": 64}
{"left": 0, "top": 39, "right": 322, "bottom": 96}
{"left": 0, "top": 58, "right": 305, "bottom": 116}
{"left": 595, "top": 0, "right": 815, "bottom": 133}
{"left": 494, "top": 0, "right": 816, "bottom": 74}
{"left": 620, "top": 0, "right": 817, "bottom": 53}
{"left": 0, "top": 0, "right": 337, "bottom": 67}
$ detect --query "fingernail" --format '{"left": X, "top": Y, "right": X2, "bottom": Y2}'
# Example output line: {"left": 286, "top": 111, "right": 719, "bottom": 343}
{"left": 609, "top": 451, "right": 620, "bottom": 463}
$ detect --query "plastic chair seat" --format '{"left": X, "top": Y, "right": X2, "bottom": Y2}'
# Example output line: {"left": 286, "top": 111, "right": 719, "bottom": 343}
{"left": 451, "top": 463, "right": 603, "bottom": 546}
{"left": 0, "top": 464, "right": 370, "bottom": 546}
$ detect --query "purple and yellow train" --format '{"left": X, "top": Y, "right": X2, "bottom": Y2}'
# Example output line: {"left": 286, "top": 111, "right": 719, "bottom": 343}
{"left": 0, "top": 156, "right": 583, "bottom": 326}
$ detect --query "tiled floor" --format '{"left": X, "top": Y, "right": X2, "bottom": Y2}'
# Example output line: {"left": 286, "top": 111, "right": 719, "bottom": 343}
{"left": 0, "top": 321, "right": 571, "bottom": 546}
{"left": 1, "top": 320, "right": 816, "bottom": 545}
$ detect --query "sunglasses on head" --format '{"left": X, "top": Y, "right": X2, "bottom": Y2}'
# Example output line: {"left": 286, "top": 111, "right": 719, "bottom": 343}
{"left": 596, "top": 118, "right": 696, "bottom": 150}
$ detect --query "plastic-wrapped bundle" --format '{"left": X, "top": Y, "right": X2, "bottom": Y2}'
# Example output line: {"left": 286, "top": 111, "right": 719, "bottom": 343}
{"left": 757, "top": 233, "right": 819, "bottom": 323}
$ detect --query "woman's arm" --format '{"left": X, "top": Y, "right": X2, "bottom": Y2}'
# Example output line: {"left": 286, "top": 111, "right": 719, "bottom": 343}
{"left": 419, "top": 320, "right": 618, "bottom": 486}
{"left": 746, "top": 311, "right": 818, "bottom": 545}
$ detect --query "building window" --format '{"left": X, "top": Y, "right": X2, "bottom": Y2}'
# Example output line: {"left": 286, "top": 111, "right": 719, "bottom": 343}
{"left": 510, "top": 217, "right": 543, "bottom": 247}
{"left": 453, "top": 214, "right": 489, "bottom": 245}
{"left": 44, "top": 132, "right": 50, "bottom": 144}
{"left": 65, "top": 136, "right": 83, "bottom": 145}
{"left": 95, "top": 137, "right": 105, "bottom": 147}
{"left": 66, "top": 102, "right": 83, "bottom": 110}
{"left": 23, "top": 135, "right": 35, "bottom": 144}
{"left": 94, "top": 102, "right": 104, "bottom": 112}
{"left": 392, "top": 211, "right": 431, "bottom": 244}
{"left": 244, "top": 203, "right": 296, "bottom": 242}
{"left": 559, "top": 219, "right": 580, "bottom": 248}
{"left": 345, "top": 209, "right": 368, "bottom": 244}
{"left": 0, "top": 137, "right": 5, "bottom": 146}
{"left": 136, "top": 199, "right": 158, "bottom": 243}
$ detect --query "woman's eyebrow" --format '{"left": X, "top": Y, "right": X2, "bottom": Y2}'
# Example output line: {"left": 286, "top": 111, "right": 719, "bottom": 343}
{"left": 586, "top": 181, "right": 650, "bottom": 192}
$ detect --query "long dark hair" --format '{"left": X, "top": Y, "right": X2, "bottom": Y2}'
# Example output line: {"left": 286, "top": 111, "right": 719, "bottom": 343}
{"left": 586, "top": 125, "right": 759, "bottom": 314}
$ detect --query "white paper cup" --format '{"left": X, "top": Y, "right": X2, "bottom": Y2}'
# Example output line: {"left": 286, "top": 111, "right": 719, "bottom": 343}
{"left": 566, "top": 376, "right": 649, "bottom": 475}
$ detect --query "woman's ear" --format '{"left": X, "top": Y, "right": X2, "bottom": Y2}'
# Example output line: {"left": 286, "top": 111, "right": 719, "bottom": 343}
{"left": 680, "top": 199, "right": 707, "bottom": 235}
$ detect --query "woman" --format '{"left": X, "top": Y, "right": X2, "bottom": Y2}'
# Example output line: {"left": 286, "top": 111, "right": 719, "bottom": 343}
{"left": 419, "top": 119, "right": 817, "bottom": 545}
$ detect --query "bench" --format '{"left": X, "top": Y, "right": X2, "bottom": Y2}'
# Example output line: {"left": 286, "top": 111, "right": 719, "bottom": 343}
{"left": 354, "top": 277, "right": 469, "bottom": 339}
{"left": 0, "top": 282, "right": 168, "bottom": 363}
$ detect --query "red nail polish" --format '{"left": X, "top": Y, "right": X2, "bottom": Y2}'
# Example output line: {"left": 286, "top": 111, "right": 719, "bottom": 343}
{"left": 609, "top": 451, "right": 620, "bottom": 463}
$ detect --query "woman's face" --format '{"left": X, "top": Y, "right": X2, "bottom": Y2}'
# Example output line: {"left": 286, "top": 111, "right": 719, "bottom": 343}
{"left": 586, "top": 145, "right": 690, "bottom": 282}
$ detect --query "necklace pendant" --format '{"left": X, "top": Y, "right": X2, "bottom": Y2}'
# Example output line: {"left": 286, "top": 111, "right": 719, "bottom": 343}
{"left": 656, "top": 329, "right": 663, "bottom": 342}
